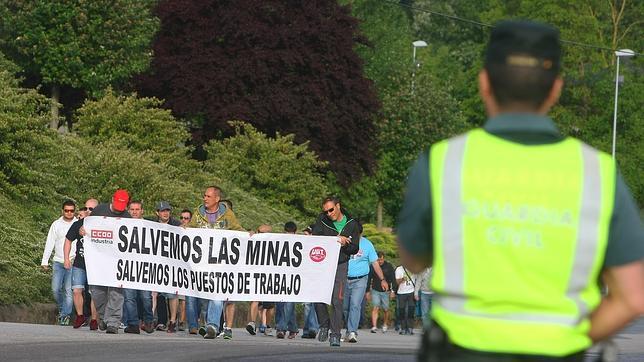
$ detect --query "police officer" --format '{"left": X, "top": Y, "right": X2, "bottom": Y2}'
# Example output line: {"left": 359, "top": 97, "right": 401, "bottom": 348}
{"left": 396, "top": 20, "right": 644, "bottom": 361}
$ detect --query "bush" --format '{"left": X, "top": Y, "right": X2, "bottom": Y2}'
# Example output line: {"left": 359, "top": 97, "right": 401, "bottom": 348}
{"left": 362, "top": 223, "right": 398, "bottom": 264}
{"left": 203, "top": 121, "right": 328, "bottom": 217}
{"left": 74, "top": 89, "right": 191, "bottom": 159}
{"left": 0, "top": 194, "right": 51, "bottom": 305}
{"left": 0, "top": 66, "right": 309, "bottom": 305}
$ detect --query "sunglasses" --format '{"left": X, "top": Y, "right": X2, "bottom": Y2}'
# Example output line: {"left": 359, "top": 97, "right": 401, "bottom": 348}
{"left": 63, "top": 209, "right": 75, "bottom": 213}
{"left": 79, "top": 207, "right": 94, "bottom": 212}
{"left": 181, "top": 216, "right": 191, "bottom": 220}
{"left": 324, "top": 207, "right": 334, "bottom": 214}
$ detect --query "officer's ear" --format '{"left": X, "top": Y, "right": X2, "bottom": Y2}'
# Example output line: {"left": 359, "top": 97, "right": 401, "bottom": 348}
{"left": 478, "top": 70, "right": 499, "bottom": 117}
{"left": 537, "top": 76, "right": 563, "bottom": 115}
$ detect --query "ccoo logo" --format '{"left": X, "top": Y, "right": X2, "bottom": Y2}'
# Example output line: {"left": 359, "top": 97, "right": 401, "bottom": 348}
{"left": 91, "top": 230, "right": 113, "bottom": 239}
{"left": 309, "top": 247, "right": 326, "bottom": 262}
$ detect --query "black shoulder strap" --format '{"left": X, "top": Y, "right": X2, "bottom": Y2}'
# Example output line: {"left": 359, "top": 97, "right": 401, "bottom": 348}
{"left": 403, "top": 267, "right": 416, "bottom": 288}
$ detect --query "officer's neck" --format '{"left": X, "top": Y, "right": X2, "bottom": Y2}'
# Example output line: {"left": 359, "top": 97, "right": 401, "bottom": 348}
{"left": 489, "top": 104, "right": 544, "bottom": 118}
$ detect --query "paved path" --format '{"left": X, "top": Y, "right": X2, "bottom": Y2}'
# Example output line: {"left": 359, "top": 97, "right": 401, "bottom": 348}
{"left": 0, "top": 319, "right": 642, "bottom": 361}
{"left": 0, "top": 323, "right": 418, "bottom": 361}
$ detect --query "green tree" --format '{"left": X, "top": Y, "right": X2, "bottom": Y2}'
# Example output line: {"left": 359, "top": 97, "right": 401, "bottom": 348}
{"left": 411, "top": 0, "right": 643, "bottom": 207}
{"left": 0, "top": 0, "right": 159, "bottom": 129}
{"left": 74, "top": 89, "right": 191, "bottom": 160}
{"left": 374, "top": 73, "right": 467, "bottom": 222}
{"left": 203, "top": 122, "right": 328, "bottom": 217}
{"left": 334, "top": 0, "right": 467, "bottom": 225}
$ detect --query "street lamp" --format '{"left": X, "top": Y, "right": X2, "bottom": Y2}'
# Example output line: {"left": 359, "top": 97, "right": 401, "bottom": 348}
{"left": 411, "top": 40, "right": 428, "bottom": 94}
{"left": 611, "top": 48, "right": 635, "bottom": 159}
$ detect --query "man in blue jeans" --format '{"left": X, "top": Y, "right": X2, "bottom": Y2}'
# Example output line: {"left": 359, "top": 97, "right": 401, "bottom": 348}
{"left": 41, "top": 200, "right": 77, "bottom": 325}
{"left": 202, "top": 299, "right": 224, "bottom": 339}
{"left": 276, "top": 222, "right": 300, "bottom": 339}
{"left": 122, "top": 201, "right": 154, "bottom": 334}
{"left": 343, "top": 225, "right": 388, "bottom": 343}
{"left": 301, "top": 302, "right": 319, "bottom": 338}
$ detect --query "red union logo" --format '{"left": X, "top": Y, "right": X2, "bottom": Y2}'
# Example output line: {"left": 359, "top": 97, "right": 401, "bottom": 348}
{"left": 91, "top": 230, "right": 113, "bottom": 239}
{"left": 309, "top": 247, "right": 326, "bottom": 262}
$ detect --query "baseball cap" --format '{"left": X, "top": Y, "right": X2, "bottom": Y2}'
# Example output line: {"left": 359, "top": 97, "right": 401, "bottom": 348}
{"left": 156, "top": 201, "right": 172, "bottom": 211}
{"left": 112, "top": 189, "right": 130, "bottom": 212}
{"left": 485, "top": 20, "right": 561, "bottom": 72}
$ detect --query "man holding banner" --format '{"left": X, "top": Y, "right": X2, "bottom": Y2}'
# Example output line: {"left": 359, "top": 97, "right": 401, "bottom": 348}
{"left": 312, "top": 196, "right": 360, "bottom": 347}
{"left": 82, "top": 188, "right": 343, "bottom": 343}
{"left": 189, "top": 185, "right": 244, "bottom": 340}
{"left": 87, "top": 189, "right": 131, "bottom": 334}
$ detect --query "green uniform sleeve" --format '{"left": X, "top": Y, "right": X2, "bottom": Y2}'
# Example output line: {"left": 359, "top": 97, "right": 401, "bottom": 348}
{"left": 396, "top": 150, "right": 433, "bottom": 257}
{"left": 603, "top": 171, "right": 644, "bottom": 267}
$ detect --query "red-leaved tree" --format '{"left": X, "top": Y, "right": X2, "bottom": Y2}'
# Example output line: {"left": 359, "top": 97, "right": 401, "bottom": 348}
{"left": 136, "top": 0, "right": 380, "bottom": 184}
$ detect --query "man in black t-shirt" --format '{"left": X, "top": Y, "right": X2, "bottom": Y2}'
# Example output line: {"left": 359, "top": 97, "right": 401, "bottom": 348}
{"left": 366, "top": 251, "right": 396, "bottom": 333}
{"left": 64, "top": 198, "right": 99, "bottom": 329}
{"left": 84, "top": 189, "right": 132, "bottom": 334}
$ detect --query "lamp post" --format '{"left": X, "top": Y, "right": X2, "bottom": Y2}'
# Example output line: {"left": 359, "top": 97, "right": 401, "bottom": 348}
{"left": 411, "top": 40, "right": 428, "bottom": 94}
{"left": 611, "top": 49, "right": 635, "bottom": 159}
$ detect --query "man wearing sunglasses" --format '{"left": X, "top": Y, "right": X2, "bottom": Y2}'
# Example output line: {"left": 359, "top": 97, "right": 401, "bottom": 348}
{"left": 64, "top": 198, "right": 99, "bottom": 329}
{"left": 180, "top": 209, "right": 193, "bottom": 226}
{"left": 41, "top": 200, "right": 78, "bottom": 326}
{"left": 311, "top": 196, "right": 360, "bottom": 347}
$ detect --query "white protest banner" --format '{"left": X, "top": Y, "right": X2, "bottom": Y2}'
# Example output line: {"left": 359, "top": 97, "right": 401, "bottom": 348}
{"left": 83, "top": 216, "right": 340, "bottom": 304}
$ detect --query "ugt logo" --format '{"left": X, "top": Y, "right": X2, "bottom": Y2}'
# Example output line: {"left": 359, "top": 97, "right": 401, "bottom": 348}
{"left": 309, "top": 247, "right": 326, "bottom": 262}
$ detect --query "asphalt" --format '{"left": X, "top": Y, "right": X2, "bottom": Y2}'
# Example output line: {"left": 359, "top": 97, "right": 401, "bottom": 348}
{"left": 0, "top": 323, "right": 418, "bottom": 361}
{"left": 0, "top": 319, "right": 642, "bottom": 361}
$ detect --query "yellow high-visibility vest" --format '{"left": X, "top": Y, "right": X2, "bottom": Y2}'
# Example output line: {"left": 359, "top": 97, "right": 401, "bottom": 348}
{"left": 429, "top": 128, "right": 615, "bottom": 356}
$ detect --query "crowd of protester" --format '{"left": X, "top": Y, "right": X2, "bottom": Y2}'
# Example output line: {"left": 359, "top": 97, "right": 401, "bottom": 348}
{"left": 41, "top": 186, "right": 433, "bottom": 346}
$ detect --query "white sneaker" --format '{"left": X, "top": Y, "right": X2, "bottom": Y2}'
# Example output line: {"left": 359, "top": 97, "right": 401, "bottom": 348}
{"left": 382, "top": 325, "right": 388, "bottom": 333}
{"left": 370, "top": 326, "right": 377, "bottom": 333}
{"left": 265, "top": 326, "right": 274, "bottom": 336}
{"left": 347, "top": 331, "right": 358, "bottom": 343}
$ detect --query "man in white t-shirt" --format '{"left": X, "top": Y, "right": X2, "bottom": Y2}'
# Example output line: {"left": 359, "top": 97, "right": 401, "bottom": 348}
{"left": 395, "top": 265, "right": 416, "bottom": 335}
{"left": 41, "top": 200, "right": 77, "bottom": 325}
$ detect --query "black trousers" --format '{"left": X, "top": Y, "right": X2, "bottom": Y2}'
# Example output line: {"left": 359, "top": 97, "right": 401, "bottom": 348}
{"left": 315, "top": 262, "right": 348, "bottom": 338}
{"left": 418, "top": 322, "right": 585, "bottom": 362}
{"left": 156, "top": 294, "right": 168, "bottom": 325}
{"left": 397, "top": 292, "right": 415, "bottom": 331}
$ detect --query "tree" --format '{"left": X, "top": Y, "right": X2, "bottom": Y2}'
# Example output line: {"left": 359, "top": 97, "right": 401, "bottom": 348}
{"left": 328, "top": 1, "right": 467, "bottom": 225}
{"left": 0, "top": 0, "right": 159, "bottom": 129}
{"left": 74, "top": 89, "right": 191, "bottom": 160}
{"left": 136, "top": 0, "right": 380, "bottom": 185}
{"left": 203, "top": 121, "right": 328, "bottom": 217}
{"left": 411, "top": 0, "right": 643, "bottom": 207}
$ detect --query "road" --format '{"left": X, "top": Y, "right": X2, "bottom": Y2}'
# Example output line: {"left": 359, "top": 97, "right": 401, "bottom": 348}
{"left": 0, "top": 323, "right": 418, "bottom": 361}
{"left": 0, "top": 319, "right": 642, "bottom": 361}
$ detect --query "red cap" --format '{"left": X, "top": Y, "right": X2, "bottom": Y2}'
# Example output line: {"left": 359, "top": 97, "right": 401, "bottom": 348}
{"left": 112, "top": 189, "right": 130, "bottom": 212}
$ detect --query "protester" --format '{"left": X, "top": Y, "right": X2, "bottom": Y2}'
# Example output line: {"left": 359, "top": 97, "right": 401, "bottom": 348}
{"left": 63, "top": 198, "right": 98, "bottom": 329}
{"left": 301, "top": 302, "right": 319, "bottom": 339}
{"left": 41, "top": 200, "right": 77, "bottom": 326}
{"left": 312, "top": 196, "right": 360, "bottom": 347}
{"left": 246, "top": 224, "right": 273, "bottom": 336}
{"left": 299, "top": 224, "right": 319, "bottom": 338}
{"left": 85, "top": 189, "right": 132, "bottom": 334}
{"left": 395, "top": 265, "right": 416, "bottom": 335}
{"left": 188, "top": 186, "right": 245, "bottom": 340}
{"left": 414, "top": 267, "right": 432, "bottom": 328}
{"left": 120, "top": 201, "right": 155, "bottom": 334}
{"left": 180, "top": 209, "right": 193, "bottom": 226}
{"left": 151, "top": 201, "right": 182, "bottom": 333}
{"left": 259, "top": 302, "right": 276, "bottom": 336}
{"left": 276, "top": 221, "right": 300, "bottom": 339}
{"left": 368, "top": 251, "right": 396, "bottom": 333}
{"left": 342, "top": 225, "right": 387, "bottom": 343}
